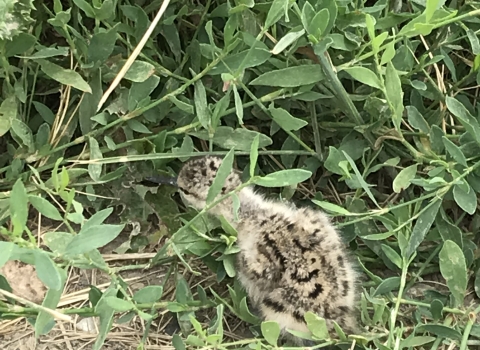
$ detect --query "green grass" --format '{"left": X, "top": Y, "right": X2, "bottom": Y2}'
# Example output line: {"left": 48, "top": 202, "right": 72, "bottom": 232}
{"left": 1, "top": 0, "right": 480, "bottom": 349}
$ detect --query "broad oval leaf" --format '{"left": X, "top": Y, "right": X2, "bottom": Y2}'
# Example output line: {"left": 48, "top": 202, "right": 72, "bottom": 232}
{"left": 304, "top": 312, "right": 328, "bottom": 340}
{"left": 261, "top": 321, "right": 281, "bottom": 346}
{"left": 65, "top": 224, "right": 125, "bottom": 255}
{"left": 392, "top": 164, "right": 417, "bottom": 193}
{"left": 343, "top": 66, "right": 382, "bottom": 89}
{"left": 453, "top": 183, "right": 477, "bottom": 215}
{"left": 29, "top": 195, "right": 63, "bottom": 221}
{"left": 442, "top": 137, "right": 467, "bottom": 167}
{"left": 269, "top": 106, "right": 308, "bottom": 131}
{"left": 439, "top": 240, "right": 467, "bottom": 307}
{"left": 35, "top": 251, "right": 62, "bottom": 291}
{"left": 0, "top": 96, "right": 17, "bottom": 136}
{"left": 88, "top": 137, "right": 103, "bottom": 182}
{"left": 133, "top": 286, "right": 164, "bottom": 303}
{"left": 40, "top": 59, "right": 92, "bottom": 93}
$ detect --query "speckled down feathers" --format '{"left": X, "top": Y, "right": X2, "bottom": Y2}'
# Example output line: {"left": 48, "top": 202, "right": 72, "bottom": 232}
{"left": 177, "top": 156, "right": 359, "bottom": 341}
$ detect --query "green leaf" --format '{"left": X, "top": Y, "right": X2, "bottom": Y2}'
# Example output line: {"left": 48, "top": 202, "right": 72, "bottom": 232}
{"left": 105, "top": 296, "right": 134, "bottom": 312}
{"left": 250, "top": 65, "right": 325, "bottom": 87}
{"left": 206, "top": 148, "right": 235, "bottom": 204}
{"left": 28, "top": 196, "right": 63, "bottom": 221}
{"left": 425, "top": 0, "right": 442, "bottom": 23}
{"left": 249, "top": 134, "right": 260, "bottom": 178}
{"left": 194, "top": 78, "right": 210, "bottom": 130}
{"left": 11, "top": 118, "right": 34, "bottom": 152}
{"left": 417, "top": 324, "right": 462, "bottom": 341}
{"left": 88, "top": 137, "right": 103, "bottom": 182}
{"left": 385, "top": 62, "right": 404, "bottom": 130}
{"left": 380, "top": 244, "right": 402, "bottom": 269}
{"left": 35, "top": 251, "right": 62, "bottom": 291}
{"left": 87, "top": 26, "right": 117, "bottom": 63}
{"left": 83, "top": 207, "right": 114, "bottom": 230}
{"left": 439, "top": 240, "right": 467, "bottom": 307}
{"left": 365, "top": 14, "right": 375, "bottom": 42}
{"left": 0, "top": 242, "right": 15, "bottom": 268}
{"left": 190, "top": 126, "right": 272, "bottom": 151}
{"left": 169, "top": 95, "right": 194, "bottom": 115}
{"left": 72, "top": 0, "right": 95, "bottom": 17}
{"left": 380, "top": 40, "right": 396, "bottom": 65}
{"left": 93, "top": 289, "right": 116, "bottom": 350}
{"left": 436, "top": 215, "right": 462, "bottom": 247}
{"left": 311, "top": 200, "right": 351, "bottom": 215}
{"left": 26, "top": 46, "right": 69, "bottom": 59}
{"left": 406, "top": 106, "right": 430, "bottom": 133}
{"left": 271, "top": 29, "right": 305, "bottom": 55}
{"left": 264, "top": 0, "right": 289, "bottom": 29}
{"left": 65, "top": 224, "right": 125, "bottom": 255}
{"left": 372, "top": 33, "right": 388, "bottom": 56}
{"left": 5, "top": 32, "right": 36, "bottom": 57}
{"left": 466, "top": 28, "right": 480, "bottom": 55}
{"left": 0, "top": 96, "right": 17, "bottom": 137}
{"left": 39, "top": 59, "right": 92, "bottom": 93}
{"left": 35, "top": 268, "right": 65, "bottom": 337}
{"left": 10, "top": 178, "right": 28, "bottom": 234}
{"left": 430, "top": 299, "right": 444, "bottom": 320}
{"left": 442, "top": 137, "right": 467, "bottom": 166}
{"left": 269, "top": 105, "right": 308, "bottom": 131}
{"left": 89, "top": 286, "right": 103, "bottom": 307}
{"left": 406, "top": 199, "right": 441, "bottom": 258}
{"left": 343, "top": 67, "right": 382, "bottom": 89}
{"left": 133, "top": 286, "right": 164, "bottom": 303}
{"left": 401, "top": 336, "right": 435, "bottom": 347}
{"left": 261, "top": 321, "right": 280, "bottom": 346}
{"left": 308, "top": 8, "right": 329, "bottom": 39}
{"left": 392, "top": 164, "right": 417, "bottom": 193}
{"left": 172, "top": 334, "right": 186, "bottom": 350}
{"left": 446, "top": 96, "right": 480, "bottom": 144}
{"left": 255, "top": 169, "right": 312, "bottom": 188}
{"left": 301, "top": 2, "right": 315, "bottom": 32}
{"left": 373, "top": 276, "right": 401, "bottom": 296}
{"left": 232, "top": 84, "right": 243, "bottom": 124}
{"left": 342, "top": 151, "right": 379, "bottom": 207}
{"left": 453, "top": 184, "right": 477, "bottom": 215}
{"left": 304, "top": 312, "right": 328, "bottom": 339}
{"left": 210, "top": 48, "right": 271, "bottom": 75}
{"left": 123, "top": 60, "right": 155, "bottom": 82}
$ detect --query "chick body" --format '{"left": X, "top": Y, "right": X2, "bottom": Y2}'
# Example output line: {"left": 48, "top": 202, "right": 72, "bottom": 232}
{"left": 176, "top": 156, "right": 358, "bottom": 341}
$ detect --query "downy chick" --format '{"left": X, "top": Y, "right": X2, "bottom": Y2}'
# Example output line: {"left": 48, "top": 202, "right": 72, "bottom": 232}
{"left": 176, "top": 155, "right": 359, "bottom": 343}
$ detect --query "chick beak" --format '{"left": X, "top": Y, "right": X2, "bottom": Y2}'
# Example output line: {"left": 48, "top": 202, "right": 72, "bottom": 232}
{"left": 140, "top": 176, "right": 178, "bottom": 187}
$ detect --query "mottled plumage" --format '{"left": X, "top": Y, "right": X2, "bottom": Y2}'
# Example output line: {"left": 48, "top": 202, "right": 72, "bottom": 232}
{"left": 176, "top": 156, "right": 359, "bottom": 343}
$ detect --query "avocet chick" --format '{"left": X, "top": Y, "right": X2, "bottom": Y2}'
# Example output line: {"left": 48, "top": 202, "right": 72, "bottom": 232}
{"left": 176, "top": 156, "right": 358, "bottom": 343}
